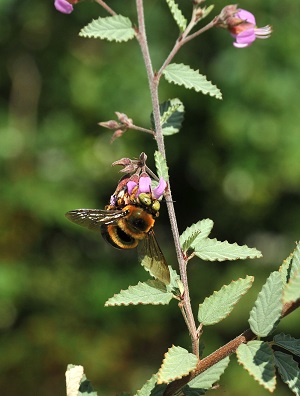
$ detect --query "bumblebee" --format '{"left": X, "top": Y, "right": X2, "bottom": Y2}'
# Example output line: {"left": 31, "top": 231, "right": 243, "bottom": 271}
{"left": 65, "top": 191, "right": 170, "bottom": 285}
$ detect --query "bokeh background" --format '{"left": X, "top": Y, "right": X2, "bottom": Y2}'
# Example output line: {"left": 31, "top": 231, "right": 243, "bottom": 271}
{"left": 1, "top": 0, "right": 299, "bottom": 395}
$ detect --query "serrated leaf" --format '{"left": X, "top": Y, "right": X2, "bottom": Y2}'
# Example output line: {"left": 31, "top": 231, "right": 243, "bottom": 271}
{"left": 154, "top": 151, "right": 169, "bottom": 182}
{"left": 180, "top": 219, "right": 214, "bottom": 252}
{"left": 151, "top": 98, "right": 185, "bottom": 136}
{"left": 135, "top": 374, "right": 167, "bottom": 396}
{"left": 66, "top": 365, "right": 98, "bottom": 396}
{"left": 194, "top": 238, "right": 262, "bottom": 261}
{"left": 104, "top": 280, "right": 173, "bottom": 306}
{"left": 198, "top": 276, "right": 254, "bottom": 325}
{"left": 157, "top": 346, "right": 198, "bottom": 384}
{"left": 275, "top": 351, "right": 300, "bottom": 396}
{"left": 280, "top": 242, "right": 300, "bottom": 283}
{"left": 249, "top": 271, "right": 283, "bottom": 337}
{"left": 163, "top": 64, "right": 222, "bottom": 99}
{"left": 283, "top": 269, "right": 300, "bottom": 303}
{"left": 187, "top": 356, "right": 230, "bottom": 390}
{"left": 274, "top": 334, "right": 300, "bottom": 357}
{"left": 237, "top": 341, "right": 276, "bottom": 392}
{"left": 79, "top": 15, "right": 135, "bottom": 42}
{"left": 166, "top": 0, "right": 187, "bottom": 32}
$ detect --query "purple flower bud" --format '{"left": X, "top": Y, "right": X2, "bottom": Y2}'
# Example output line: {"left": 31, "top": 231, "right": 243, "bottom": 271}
{"left": 153, "top": 178, "right": 167, "bottom": 199}
{"left": 54, "top": 0, "right": 74, "bottom": 14}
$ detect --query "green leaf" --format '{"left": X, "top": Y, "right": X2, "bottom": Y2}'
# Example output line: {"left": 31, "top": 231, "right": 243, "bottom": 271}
{"left": 180, "top": 219, "right": 214, "bottom": 252}
{"left": 166, "top": 0, "right": 187, "bottom": 32}
{"left": 154, "top": 151, "right": 169, "bottom": 182}
{"left": 66, "top": 365, "right": 98, "bottom": 396}
{"left": 186, "top": 357, "right": 230, "bottom": 390}
{"left": 79, "top": 15, "right": 135, "bottom": 42}
{"left": 157, "top": 346, "right": 198, "bottom": 384}
{"left": 135, "top": 374, "right": 167, "bottom": 396}
{"left": 104, "top": 280, "right": 173, "bottom": 306}
{"left": 151, "top": 98, "right": 185, "bottom": 136}
{"left": 198, "top": 276, "right": 254, "bottom": 325}
{"left": 279, "top": 242, "right": 300, "bottom": 283}
{"left": 248, "top": 271, "right": 283, "bottom": 337}
{"left": 163, "top": 63, "right": 222, "bottom": 99}
{"left": 237, "top": 341, "right": 276, "bottom": 392}
{"left": 194, "top": 238, "right": 262, "bottom": 261}
{"left": 283, "top": 269, "right": 300, "bottom": 303}
{"left": 274, "top": 333, "right": 300, "bottom": 357}
{"left": 275, "top": 351, "right": 300, "bottom": 396}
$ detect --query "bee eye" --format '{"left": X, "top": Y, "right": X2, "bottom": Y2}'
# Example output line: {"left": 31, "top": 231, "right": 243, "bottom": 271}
{"left": 138, "top": 193, "right": 152, "bottom": 207}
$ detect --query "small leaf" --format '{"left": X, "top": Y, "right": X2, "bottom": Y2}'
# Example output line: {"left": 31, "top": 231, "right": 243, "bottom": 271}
{"left": 157, "top": 346, "right": 198, "bottom": 384}
{"left": 274, "top": 333, "right": 300, "bottom": 357}
{"left": 66, "top": 365, "right": 98, "bottom": 396}
{"left": 151, "top": 98, "right": 185, "bottom": 136}
{"left": 135, "top": 374, "right": 167, "bottom": 396}
{"left": 283, "top": 269, "right": 300, "bottom": 303}
{"left": 163, "top": 63, "right": 222, "bottom": 99}
{"left": 180, "top": 219, "right": 214, "bottom": 252}
{"left": 79, "top": 15, "right": 135, "bottom": 42}
{"left": 249, "top": 271, "right": 283, "bottom": 337}
{"left": 237, "top": 341, "right": 276, "bottom": 392}
{"left": 166, "top": 0, "right": 187, "bottom": 31}
{"left": 198, "top": 276, "right": 254, "bottom": 325}
{"left": 275, "top": 351, "right": 300, "bottom": 396}
{"left": 279, "top": 242, "right": 300, "bottom": 283}
{"left": 104, "top": 280, "right": 173, "bottom": 306}
{"left": 154, "top": 151, "right": 169, "bottom": 182}
{"left": 194, "top": 238, "right": 262, "bottom": 261}
{"left": 187, "top": 356, "right": 230, "bottom": 390}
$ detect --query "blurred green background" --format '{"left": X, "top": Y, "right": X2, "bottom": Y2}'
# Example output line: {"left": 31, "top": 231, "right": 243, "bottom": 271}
{"left": 1, "top": 0, "right": 299, "bottom": 395}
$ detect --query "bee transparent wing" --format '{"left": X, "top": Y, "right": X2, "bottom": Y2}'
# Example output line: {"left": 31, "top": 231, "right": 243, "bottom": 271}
{"left": 65, "top": 209, "right": 126, "bottom": 232}
{"left": 138, "top": 229, "right": 170, "bottom": 285}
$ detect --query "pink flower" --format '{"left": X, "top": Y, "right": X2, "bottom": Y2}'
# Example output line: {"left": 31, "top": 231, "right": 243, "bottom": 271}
{"left": 54, "top": 0, "right": 79, "bottom": 14}
{"left": 218, "top": 6, "right": 272, "bottom": 48}
{"left": 153, "top": 178, "right": 167, "bottom": 199}
{"left": 137, "top": 176, "right": 152, "bottom": 194}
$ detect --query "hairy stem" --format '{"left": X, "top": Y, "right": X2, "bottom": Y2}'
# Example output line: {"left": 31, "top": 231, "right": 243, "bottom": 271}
{"left": 135, "top": 0, "right": 199, "bottom": 356}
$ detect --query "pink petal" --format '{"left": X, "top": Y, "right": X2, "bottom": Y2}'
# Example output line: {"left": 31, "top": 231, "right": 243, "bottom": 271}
{"left": 153, "top": 178, "right": 167, "bottom": 199}
{"left": 54, "top": 0, "right": 73, "bottom": 14}
{"left": 138, "top": 176, "right": 151, "bottom": 193}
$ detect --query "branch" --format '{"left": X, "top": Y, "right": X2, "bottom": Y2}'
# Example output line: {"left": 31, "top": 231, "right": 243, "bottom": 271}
{"left": 163, "top": 298, "right": 300, "bottom": 396}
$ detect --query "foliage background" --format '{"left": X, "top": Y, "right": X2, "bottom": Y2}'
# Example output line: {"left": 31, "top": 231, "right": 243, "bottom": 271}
{"left": 0, "top": 0, "right": 299, "bottom": 395}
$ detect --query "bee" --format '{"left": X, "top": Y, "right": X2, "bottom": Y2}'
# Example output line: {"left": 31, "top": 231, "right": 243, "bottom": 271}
{"left": 65, "top": 191, "right": 170, "bottom": 285}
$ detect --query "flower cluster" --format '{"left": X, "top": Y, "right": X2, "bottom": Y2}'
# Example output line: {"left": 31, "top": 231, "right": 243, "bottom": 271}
{"left": 218, "top": 5, "right": 272, "bottom": 48}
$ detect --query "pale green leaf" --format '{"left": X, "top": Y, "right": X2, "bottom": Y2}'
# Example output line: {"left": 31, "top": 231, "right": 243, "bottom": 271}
{"left": 237, "top": 341, "right": 276, "bottom": 392}
{"left": 198, "top": 276, "right": 254, "bottom": 325}
{"left": 163, "top": 63, "right": 222, "bottom": 99}
{"left": 249, "top": 271, "right": 283, "bottom": 337}
{"left": 66, "top": 365, "right": 98, "bottom": 396}
{"left": 283, "top": 269, "right": 300, "bottom": 303}
{"left": 154, "top": 151, "right": 169, "bottom": 182}
{"left": 180, "top": 219, "right": 214, "bottom": 252}
{"left": 280, "top": 242, "right": 300, "bottom": 283}
{"left": 104, "top": 280, "right": 173, "bottom": 306}
{"left": 166, "top": 0, "right": 187, "bottom": 31}
{"left": 274, "top": 334, "right": 300, "bottom": 357}
{"left": 151, "top": 98, "right": 185, "bottom": 136}
{"left": 194, "top": 238, "right": 262, "bottom": 261}
{"left": 79, "top": 15, "right": 135, "bottom": 42}
{"left": 135, "top": 374, "right": 167, "bottom": 396}
{"left": 157, "top": 346, "right": 198, "bottom": 384}
{"left": 275, "top": 351, "right": 300, "bottom": 396}
{"left": 187, "top": 356, "right": 230, "bottom": 390}
{"left": 201, "top": 5, "right": 215, "bottom": 20}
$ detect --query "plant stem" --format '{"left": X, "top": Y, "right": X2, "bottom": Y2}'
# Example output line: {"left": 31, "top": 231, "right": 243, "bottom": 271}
{"left": 135, "top": 0, "right": 199, "bottom": 357}
{"left": 94, "top": 0, "right": 116, "bottom": 16}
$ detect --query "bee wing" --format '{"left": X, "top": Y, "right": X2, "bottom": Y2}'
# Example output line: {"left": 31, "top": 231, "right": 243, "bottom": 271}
{"left": 65, "top": 208, "right": 126, "bottom": 232}
{"left": 138, "top": 229, "right": 170, "bottom": 285}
